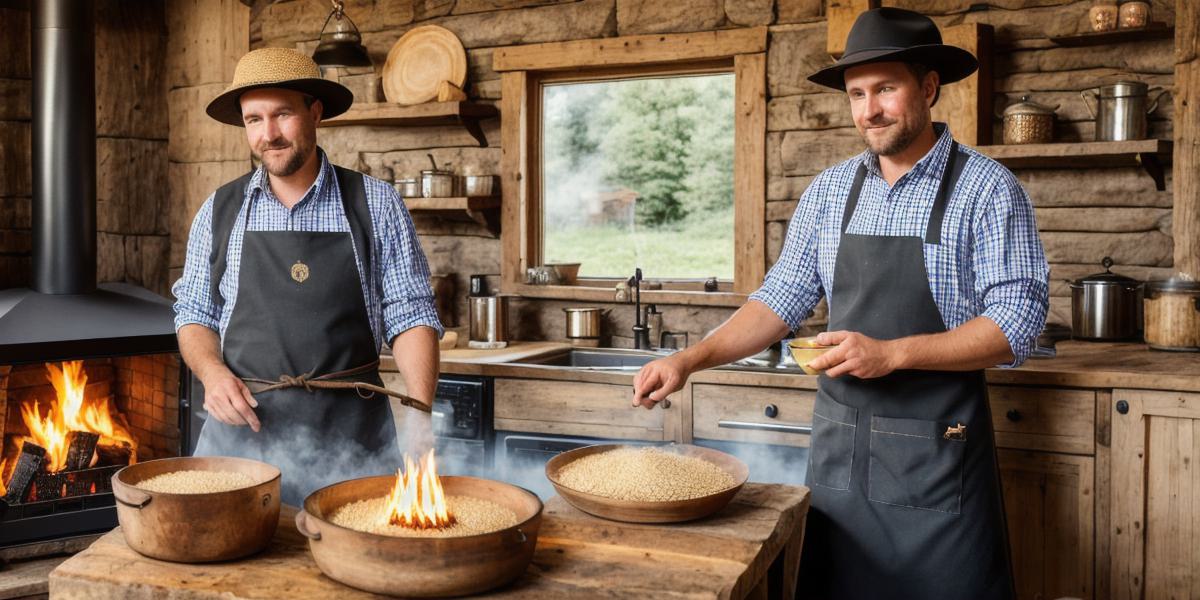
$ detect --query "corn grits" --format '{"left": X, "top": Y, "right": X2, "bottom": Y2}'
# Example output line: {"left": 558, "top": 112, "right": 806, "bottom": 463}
{"left": 136, "top": 470, "right": 257, "bottom": 494}
{"left": 557, "top": 447, "right": 736, "bottom": 501}
{"left": 330, "top": 495, "right": 518, "bottom": 538}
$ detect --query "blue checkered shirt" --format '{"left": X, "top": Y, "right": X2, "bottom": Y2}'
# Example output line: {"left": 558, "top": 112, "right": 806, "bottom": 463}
{"left": 749, "top": 124, "right": 1049, "bottom": 367}
{"left": 172, "top": 149, "right": 444, "bottom": 351}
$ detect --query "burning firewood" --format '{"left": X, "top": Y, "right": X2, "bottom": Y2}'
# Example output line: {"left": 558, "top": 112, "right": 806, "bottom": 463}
{"left": 65, "top": 431, "right": 100, "bottom": 471}
{"left": 94, "top": 443, "right": 134, "bottom": 467}
{"left": 4, "top": 441, "right": 46, "bottom": 504}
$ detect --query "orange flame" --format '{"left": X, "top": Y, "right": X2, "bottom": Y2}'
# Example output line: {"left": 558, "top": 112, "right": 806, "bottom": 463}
{"left": 17, "top": 361, "right": 137, "bottom": 473}
{"left": 0, "top": 456, "right": 7, "bottom": 497}
{"left": 381, "top": 449, "right": 454, "bottom": 529}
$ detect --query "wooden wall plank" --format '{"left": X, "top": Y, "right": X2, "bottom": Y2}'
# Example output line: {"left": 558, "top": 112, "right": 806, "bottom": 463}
{"left": 825, "top": 0, "right": 878, "bottom": 59}
{"left": 734, "top": 53, "right": 767, "bottom": 294}
{"left": 493, "top": 27, "right": 767, "bottom": 72}
{"left": 499, "top": 71, "right": 528, "bottom": 290}
{"left": 932, "top": 23, "right": 993, "bottom": 146}
{"left": 1174, "top": 0, "right": 1200, "bottom": 276}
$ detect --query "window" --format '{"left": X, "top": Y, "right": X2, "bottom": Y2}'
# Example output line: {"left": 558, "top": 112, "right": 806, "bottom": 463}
{"left": 541, "top": 74, "right": 735, "bottom": 281}
{"left": 495, "top": 28, "right": 767, "bottom": 306}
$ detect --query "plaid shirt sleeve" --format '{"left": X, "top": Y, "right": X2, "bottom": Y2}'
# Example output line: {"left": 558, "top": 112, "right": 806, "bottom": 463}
{"left": 373, "top": 180, "right": 444, "bottom": 345}
{"left": 972, "top": 170, "right": 1050, "bottom": 367}
{"left": 747, "top": 172, "right": 829, "bottom": 330}
{"left": 171, "top": 194, "right": 221, "bottom": 333}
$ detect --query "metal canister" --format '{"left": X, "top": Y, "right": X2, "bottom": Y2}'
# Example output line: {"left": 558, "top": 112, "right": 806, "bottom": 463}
{"left": 1081, "top": 81, "right": 1167, "bottom": 141}
{"left": 420, "top": 169, "right": 454, "bottom": 198}
{"left": 1001, "top": 96, "right": 1056, "bottom": 145}
{"left": 468, "top": 295, "right": 509, "bottom": 343}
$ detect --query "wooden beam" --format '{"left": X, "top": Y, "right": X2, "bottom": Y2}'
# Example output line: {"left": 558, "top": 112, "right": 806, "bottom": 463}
{"left": 1174, "top": 0, "right": 1200, "bottom": 277}
{"left": 493, "top": 27, "right": 767, "bottom": 72}
{"left": 499, "top": 71, "right": 529, "bottom": 291}
{"left": 734, "top": 53, "right": 767, "bottom": 295}
{"left": 932, "top": 23, "right": 993, "bottom": 146}
{"left": 826, "top": 0, "right": 879, "bottom": 59}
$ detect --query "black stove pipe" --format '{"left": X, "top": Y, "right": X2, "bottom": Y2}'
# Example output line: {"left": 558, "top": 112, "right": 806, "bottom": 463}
{"left": 32, "top": 0, "right": 96, "bottom": 295}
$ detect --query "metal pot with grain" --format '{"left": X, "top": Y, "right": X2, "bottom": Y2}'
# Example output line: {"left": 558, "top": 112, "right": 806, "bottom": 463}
{"left": 1144, "top": 276, "right": 1200, "bottom": 351}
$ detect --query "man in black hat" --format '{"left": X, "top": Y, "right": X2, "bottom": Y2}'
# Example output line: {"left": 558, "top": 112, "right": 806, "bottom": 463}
{"left": 632, "top": 7, "right": 1047, "bottom": 598}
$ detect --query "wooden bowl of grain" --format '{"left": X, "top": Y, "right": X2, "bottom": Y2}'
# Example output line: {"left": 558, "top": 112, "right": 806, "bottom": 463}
{"left": 545, "top": 444, "right": 748, "bottom": 523}
{"left": 296, "top": 475, "right": 543, "bottom": 597}
{"left": 111, "top": 456, "right": 280, "bottom": 562}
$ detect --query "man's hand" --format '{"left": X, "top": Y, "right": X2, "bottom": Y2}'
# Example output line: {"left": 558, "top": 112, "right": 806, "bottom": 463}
{"left": 807, "top": 330, "right": 902, "bottom": 379}
{"left": 200, "top": 367, "right": 261, "bottom": 432}
{"left": 632, "top": 354, "right": 689, "bottom": 410}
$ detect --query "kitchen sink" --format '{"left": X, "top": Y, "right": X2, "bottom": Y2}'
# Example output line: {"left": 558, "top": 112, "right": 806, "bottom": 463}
{"left": 510, "top": 348, "right": 668, "bottom": 369}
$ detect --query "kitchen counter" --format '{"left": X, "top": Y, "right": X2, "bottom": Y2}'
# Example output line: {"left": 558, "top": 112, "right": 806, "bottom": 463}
{"left": 49, "top": 483, "right": 810, "bottom": 600}
{"left": 404, "top": 341, "right": 1200, "bottom": 394}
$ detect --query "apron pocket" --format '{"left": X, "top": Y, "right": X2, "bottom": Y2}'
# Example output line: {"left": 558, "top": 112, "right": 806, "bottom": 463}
{"left": 867, "top": 415, "right": 964, "bottom": 514}
{"left": 808, "top": 395, "right": 858, "bottom": 491}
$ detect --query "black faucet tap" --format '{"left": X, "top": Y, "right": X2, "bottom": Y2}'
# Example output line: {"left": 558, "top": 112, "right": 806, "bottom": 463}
{"left": 630, "top": 268, "right": 651, "bottom": 350}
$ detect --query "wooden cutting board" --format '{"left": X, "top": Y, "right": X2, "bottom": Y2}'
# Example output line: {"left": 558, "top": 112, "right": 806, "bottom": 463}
{"left": 382, "top": 25, "right": 467, "bottom": 105}
{"left": 440, "top": 341, "right": 570, "bottom": 364}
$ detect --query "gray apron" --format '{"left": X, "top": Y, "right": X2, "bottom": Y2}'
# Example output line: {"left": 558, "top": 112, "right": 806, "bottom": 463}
{"left": 194, "top": 167, "right": 403, "bottom": 506}
{"left": 797, "top": 143, "right": 1015, "bottom": 599}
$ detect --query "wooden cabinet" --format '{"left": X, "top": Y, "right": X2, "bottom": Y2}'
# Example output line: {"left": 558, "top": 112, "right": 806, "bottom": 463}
{"left": 691, "top": 383, "right": 814, "bottom": 447}
{"left": 493, "top": 377, "right": 681, "bottom": 441}
{"left": 1110, "top": 388, "right": 1200, "bottom": 599}
{"left": 990, "top": 386, "right": 1096, "bottom": 455}
{"left": 999, "top": 449, "right": 1096, "bottom": 600}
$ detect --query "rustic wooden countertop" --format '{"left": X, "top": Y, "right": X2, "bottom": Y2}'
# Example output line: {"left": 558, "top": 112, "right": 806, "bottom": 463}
{"left": 49, "top": 483, "right": 809, "bottom": 600}
{"left": 397, "top": 340, "right": 1200, "bottom": 394}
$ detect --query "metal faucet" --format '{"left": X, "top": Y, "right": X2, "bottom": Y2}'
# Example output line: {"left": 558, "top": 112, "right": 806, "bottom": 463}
{"left": 631, "top": 268, "right": 651, "bottom": 350}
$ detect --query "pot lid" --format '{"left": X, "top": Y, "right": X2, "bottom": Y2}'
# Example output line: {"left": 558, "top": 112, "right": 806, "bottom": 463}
{"left": 1003, "top": 95, "right": 1057, "bottom": 117}
{"left": 1076, "top": 257, "right": 1139, "bottom": 285}
{"left": 1146, "top": 273, "right": 1200, "bottom": 293}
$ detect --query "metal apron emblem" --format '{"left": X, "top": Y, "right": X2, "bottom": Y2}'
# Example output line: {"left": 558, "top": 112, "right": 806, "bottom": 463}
{"left": 291, "top": 260, "right": 309, "bottom": 283}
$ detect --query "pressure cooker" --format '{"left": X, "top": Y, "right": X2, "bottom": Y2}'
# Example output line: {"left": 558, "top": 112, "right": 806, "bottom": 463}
{"left": 1067, "top": 257, "right": 1143, "bottom": 341}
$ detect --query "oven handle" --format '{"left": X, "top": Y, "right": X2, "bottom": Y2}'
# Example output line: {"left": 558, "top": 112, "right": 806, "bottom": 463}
{"left": 717, "top": 420, "right": 812, "bottom": 435}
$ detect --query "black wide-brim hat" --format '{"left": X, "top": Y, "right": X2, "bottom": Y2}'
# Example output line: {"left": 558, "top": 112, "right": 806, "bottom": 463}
{"left": 206, "top": 47, "right": 354, "bottom": 127}
{"left": 808, "top": 7, "right": 978, "bottom": 91}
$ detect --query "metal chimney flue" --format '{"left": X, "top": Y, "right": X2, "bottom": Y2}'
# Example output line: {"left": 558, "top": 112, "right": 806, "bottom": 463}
{"left": 32, "top": 0, "right": 96, "bottom": 295}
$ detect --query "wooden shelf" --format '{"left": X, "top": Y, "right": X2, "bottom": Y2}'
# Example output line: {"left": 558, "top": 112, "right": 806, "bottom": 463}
{"left": 319, "top": 101, "right": 498, "bottom": 147}
{"left": 405, "top": 196, "right": 500, "bottom": 236}
{"left": 1049, "top": 24, "right": 1173, "bottom": 47}
{"left": 977, "top": 139, "right": 1172, "bottom": 190}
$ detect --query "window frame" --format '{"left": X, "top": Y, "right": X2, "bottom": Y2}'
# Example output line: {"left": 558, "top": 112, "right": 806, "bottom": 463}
{"left": 494, "top": 28, "right": 767, "bottom": 308}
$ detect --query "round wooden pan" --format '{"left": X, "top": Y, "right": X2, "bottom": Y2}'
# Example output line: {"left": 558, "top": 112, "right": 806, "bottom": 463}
{"left": 545, "top": 444, "right": 749, "bottom": 524}
{"left": 382, "top": 25, "right": 467, "bottom": 105}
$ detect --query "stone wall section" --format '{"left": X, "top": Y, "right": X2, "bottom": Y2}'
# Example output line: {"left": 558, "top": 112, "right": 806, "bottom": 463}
{"left": 209, "top": 0, "right": 1177, "bottom": 343}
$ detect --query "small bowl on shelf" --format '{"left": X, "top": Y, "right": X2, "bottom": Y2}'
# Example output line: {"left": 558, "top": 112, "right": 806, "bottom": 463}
{"left": 546, "top": 262, "right": 581, "bottom": 285}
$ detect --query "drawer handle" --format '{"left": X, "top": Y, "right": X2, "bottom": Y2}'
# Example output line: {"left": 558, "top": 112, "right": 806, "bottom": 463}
{"left": 1006, "top": 409, "right": 1022, "bottom": 422}
{"left": 717, "top": 420, "right": 812, "bottom": 435}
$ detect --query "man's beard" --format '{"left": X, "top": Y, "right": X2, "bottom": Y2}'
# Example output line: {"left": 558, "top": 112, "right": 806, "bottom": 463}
{"left": 254, "top": 137, "right": 313, "bottom": 177}
{"left": 860, "top": 111, "right": 928, "bottom": 157}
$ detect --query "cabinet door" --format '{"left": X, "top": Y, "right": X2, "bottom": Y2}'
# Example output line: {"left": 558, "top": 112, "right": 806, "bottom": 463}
{"left": 1111, "top": 389, "right": 1200, "bottom": 599}
{"left": 493, "top": 378, "right": 677, "bottom": 441}
{"left": 999, "top": 450, "right": 1095, "bottom": 600}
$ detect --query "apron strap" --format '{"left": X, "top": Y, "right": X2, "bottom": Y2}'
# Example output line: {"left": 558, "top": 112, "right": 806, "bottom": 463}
{"left": 333, "top": 165, "right": 373, "bottom": 281}
{"left": 841, "top": 163, "right": 869, "bottom": 234}
{"left": 239, "top": 359, "right": 432, "bottom": 413}
{"left": 924, "top": 141, "right": 964, "bottom": 245}
{"left": 209, "top": 170, "right": 255, "bottom": 310}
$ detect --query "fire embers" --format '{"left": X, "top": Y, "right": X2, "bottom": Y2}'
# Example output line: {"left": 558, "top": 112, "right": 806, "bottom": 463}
{"left": 381, "top": 449, "right": 455, "bottom": 530}
{"left": 1, "top": 361, "right": 138, "bottom": 503}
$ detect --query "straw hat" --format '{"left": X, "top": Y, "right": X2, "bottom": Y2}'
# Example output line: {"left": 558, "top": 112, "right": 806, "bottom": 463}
{"left": 206, "top": 47, "right": 354, "bottom": 126}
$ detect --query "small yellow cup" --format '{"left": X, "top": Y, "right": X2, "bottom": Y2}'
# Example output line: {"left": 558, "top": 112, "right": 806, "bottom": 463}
{"left": 787, "top": 336, "right": 835, "bottom": 375}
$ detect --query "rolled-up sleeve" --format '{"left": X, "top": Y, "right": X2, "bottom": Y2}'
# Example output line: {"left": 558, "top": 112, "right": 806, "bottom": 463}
{"left": 378, "top": 188, "right": 444, "bottom": 344}
{"left": 972, "top": 172, "right": 1049, "bottom": 367}
{"left": 172, "top": 196, "right": 221, "bottom": 333}
{"left": 748, "top": 173, "right": 828, "bottom": 330}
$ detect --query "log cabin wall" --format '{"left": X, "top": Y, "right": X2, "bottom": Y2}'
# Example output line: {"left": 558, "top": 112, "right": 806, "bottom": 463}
{"left": 0, "top": 0, "right": 172, "bottom": 295}
{"left": 0, "top": 0, "right": 1181, "bottom": 343}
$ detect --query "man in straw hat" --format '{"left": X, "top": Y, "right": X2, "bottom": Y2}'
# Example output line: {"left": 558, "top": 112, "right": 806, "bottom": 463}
{"left": 632, "top": 7, "right": 1048, "bottom": 598}
{"left": 172, "top": 48, "right": 442, "bottom": 505}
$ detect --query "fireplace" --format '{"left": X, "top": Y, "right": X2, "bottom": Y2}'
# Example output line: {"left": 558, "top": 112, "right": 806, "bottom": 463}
{"left": 0, "top": 356, "right": 188, "bottom": 548}
{"left": 0, "top": 0, "right": 187, "bottom": 552}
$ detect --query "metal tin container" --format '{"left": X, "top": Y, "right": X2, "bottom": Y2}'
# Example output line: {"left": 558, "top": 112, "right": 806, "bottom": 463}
{"left": 563, "top": 307, "right": 603, "bottom": 340}
{"left": 1081, "top": 80, "right": 1167, "bottom": 141}
{"left": 1144, "top": 277, "right": 1200, "bottom": 351}
{"left": 464, "top": 175, "right": 496, "bottom": 197}
{"left": 469, "top": 295, "right": 509, "bottom": 343}
{"left": 1001, "top": 96, "right": 1056, "bottom": 145}
{"left": 1068, "top": 257, "right": 1143, "bottom": 341}
{"left": 394, "top": 178, "right": 420, "bottom": 198}
{"left": 420, "top": 169, "right": 454, "bottom": 198}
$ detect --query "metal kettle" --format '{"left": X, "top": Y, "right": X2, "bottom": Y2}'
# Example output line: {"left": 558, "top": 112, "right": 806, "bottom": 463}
{"left": 1080, "top": 80, "right": 1168, "bottom": 141}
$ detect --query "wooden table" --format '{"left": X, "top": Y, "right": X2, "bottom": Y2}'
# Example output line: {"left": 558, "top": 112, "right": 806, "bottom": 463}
{"left": 49, "top": 483, "right": 809, "bottom": 599}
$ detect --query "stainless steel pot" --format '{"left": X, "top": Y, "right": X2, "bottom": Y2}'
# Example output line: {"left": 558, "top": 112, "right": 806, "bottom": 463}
{"left": 469, "top": 295, "right": 509, "bottom": 343}
{"left": 1068, "top": 257, "right": 1143, "bottom": 341}
{"left": 563, "top": 307, "right": 604, "bottom": 339}
{"left": 1081, "top": 81, "right": 1167, "bottom": 141}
